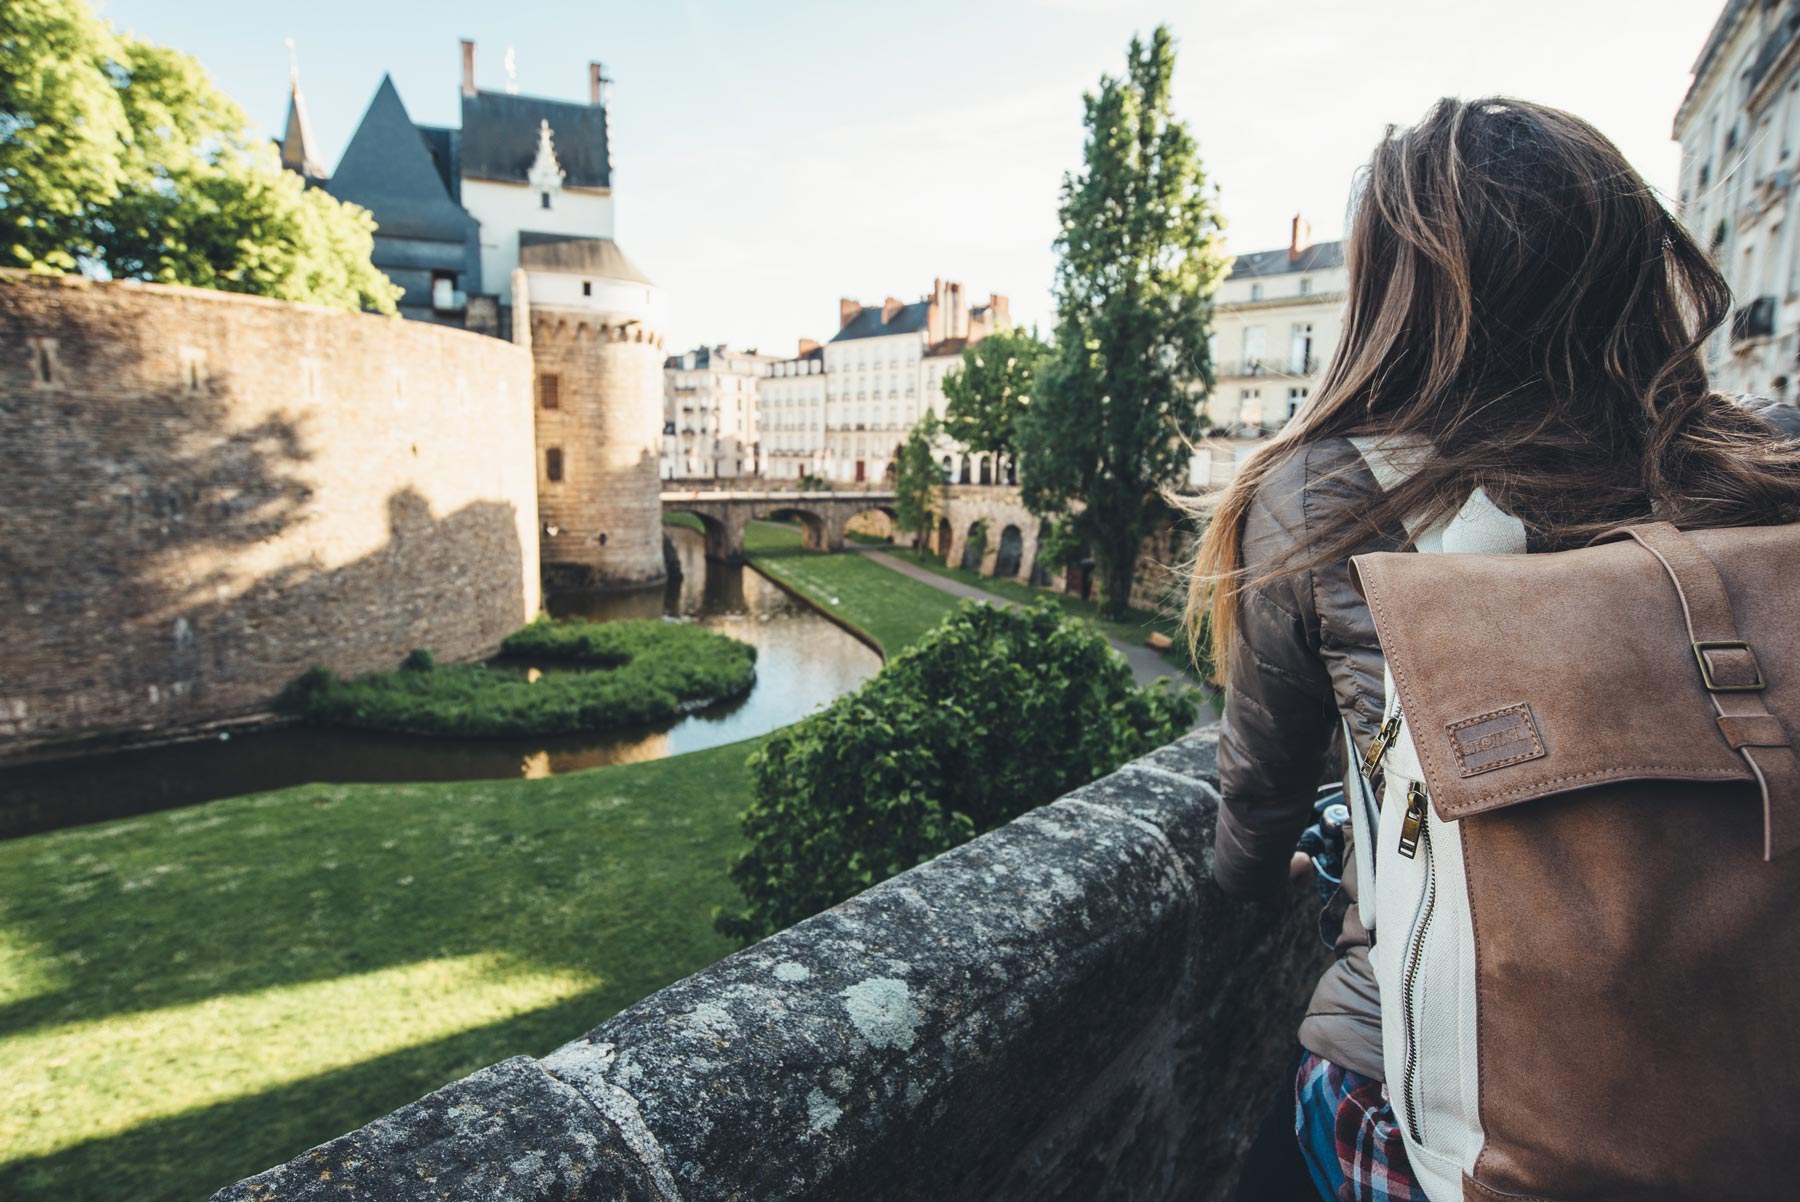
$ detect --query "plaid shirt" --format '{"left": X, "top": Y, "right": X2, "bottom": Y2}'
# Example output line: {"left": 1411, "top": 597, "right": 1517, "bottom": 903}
{"left": 1295, "top": 1052, "right": 1427, "bottom": 1202}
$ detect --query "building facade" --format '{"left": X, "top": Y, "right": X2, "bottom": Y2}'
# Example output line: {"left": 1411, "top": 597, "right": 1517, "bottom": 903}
{"left": 1191, "top": 219, "right": 1347, "bottom": 487}
{"left": 760, "top": 341, "right": 828, "bottom": 480}
{"left": 1676, "top": 0, "right": 1800, "bottom": 399}
{"left": 663, "top": 345, "right": 780, "bottom": 479}
{"left": 281, "top": 41, "right": 666, "bottom": 588}
{"left": 820, "top": 279, "right": 1011, "bottom": 484}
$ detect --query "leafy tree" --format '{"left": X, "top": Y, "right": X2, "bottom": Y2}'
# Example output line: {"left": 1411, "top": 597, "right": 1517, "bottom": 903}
{"left": 941, "top": 326, "right": 1050, "bottom": 473}
{"left": 717, "top": 600, "right": 1197, "bottom": 943}
{"left": 892, "top": 413, "right": 947, "bottom": 550}
{"left": 1018, "top": 26, "right": 1227, "bottom": 617}
{"left": 0, "top": 0, "right": 400, "bottom": 312}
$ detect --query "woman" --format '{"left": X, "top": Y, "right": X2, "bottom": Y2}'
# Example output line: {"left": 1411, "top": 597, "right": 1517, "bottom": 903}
{"left": 1187, "top": 97, "right": 1800, "bottom": 1202}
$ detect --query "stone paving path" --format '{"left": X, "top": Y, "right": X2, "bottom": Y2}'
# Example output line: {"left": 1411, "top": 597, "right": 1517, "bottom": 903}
{"left": 860, "top": 549, "right": 1194, "bottom": 688}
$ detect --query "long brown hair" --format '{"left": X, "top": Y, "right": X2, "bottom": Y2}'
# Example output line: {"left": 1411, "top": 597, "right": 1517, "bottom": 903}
{"left": 1188, "top": 96, "right": 1800, "bottom": 679}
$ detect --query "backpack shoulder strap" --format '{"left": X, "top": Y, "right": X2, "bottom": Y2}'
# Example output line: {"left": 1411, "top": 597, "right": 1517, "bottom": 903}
{"left": 1606, "top": 522, "right": 1800, "bottom": 860}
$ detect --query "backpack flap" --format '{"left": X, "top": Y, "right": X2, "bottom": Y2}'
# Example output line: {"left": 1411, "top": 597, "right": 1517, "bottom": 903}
{"left": 1349, "top": 522, "right": 1800, "bottom": 859}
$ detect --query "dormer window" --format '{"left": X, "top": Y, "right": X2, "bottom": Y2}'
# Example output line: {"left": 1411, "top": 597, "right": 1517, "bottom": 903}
{"left": 527, "top": 118, "right": 566, "bottom": 208}
{"left": 1250, "top": 283, "right": 1264, "bottom": 301}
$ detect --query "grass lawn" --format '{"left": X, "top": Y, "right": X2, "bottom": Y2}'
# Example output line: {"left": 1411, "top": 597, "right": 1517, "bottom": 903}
{"left": 884, "top": 547, "right": 1196, "bottom": 672}
{"left": 0, "top": 741, "right": 756, "bottom": 1202}
{"left": 743, "top": 521, "right": 962, "bottom": 654}
{"left": 1, "top": 521, "right": 966, "bottom": 1202}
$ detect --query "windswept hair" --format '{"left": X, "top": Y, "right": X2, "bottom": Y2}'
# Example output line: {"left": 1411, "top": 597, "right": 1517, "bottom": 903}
{"left": 1187, "top": 96, "right": 1800, "bottom": 678}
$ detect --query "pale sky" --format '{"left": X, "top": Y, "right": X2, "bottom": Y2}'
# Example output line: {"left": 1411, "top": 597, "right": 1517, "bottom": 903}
{"left": 104, "top": 0, "right": 1720, "bottom": 354}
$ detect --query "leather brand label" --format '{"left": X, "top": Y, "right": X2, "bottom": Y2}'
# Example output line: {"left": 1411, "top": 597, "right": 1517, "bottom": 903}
{"left": 1447, "top": 704, "right": 1545, "bottom": 776}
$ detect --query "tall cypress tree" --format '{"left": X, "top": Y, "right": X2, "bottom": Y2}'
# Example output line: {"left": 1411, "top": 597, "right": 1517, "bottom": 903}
{"left": 1019, "top": 26, "right": 1227, "bottom": 617}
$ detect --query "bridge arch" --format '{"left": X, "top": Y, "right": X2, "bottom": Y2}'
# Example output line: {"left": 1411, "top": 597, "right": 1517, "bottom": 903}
{"left": 993, "top": 524, "right": 1024, "bottom": 577}
{"left": 662, "top": 507, "right": 738, "bottom": 561}
{"left": 759, "top": 505, "right": 834, "bottom": 552}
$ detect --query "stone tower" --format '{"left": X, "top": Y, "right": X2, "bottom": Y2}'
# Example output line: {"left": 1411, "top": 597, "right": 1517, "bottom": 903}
{"left": 517, "top": 250, "right": 666, "bottom": 589}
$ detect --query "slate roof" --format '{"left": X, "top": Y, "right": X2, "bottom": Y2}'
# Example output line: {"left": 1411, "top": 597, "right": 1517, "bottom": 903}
{"left": 461, "top": 91, "right": 611, "bottom": 189}
{"left": 326, "top": 76, "right": 476, "bottom": 243}
{"left": 518, "top": 232, "right": 650, "bottom": 283}
{"left": 1226, "top": 241, "right": 1345, "bottom": 280}
{"left": 831, "top": 300, "right": 932, "bottom": 342}
{"left": 415, "top": 124, "right": 462, "bottom": 203}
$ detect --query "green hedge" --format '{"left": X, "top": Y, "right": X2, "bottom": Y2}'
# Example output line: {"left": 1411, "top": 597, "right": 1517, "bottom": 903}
{"left": 277, "top": 619, "right": 756, "bottom": 738}
{"left": 717, "top": 600, "right": 1197, "bottom": 942}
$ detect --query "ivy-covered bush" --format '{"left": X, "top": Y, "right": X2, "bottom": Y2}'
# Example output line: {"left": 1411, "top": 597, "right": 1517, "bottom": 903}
{"left": 717, "top": 600, "right": 1197, "bottom": 943}
{"left": 278, "top": 619, "right": 756, "bottom": 738}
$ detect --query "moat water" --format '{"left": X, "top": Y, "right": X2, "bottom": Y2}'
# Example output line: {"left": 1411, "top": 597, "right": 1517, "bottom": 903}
{"left": 0, "top": 527, "right": 882, "bottom": 839}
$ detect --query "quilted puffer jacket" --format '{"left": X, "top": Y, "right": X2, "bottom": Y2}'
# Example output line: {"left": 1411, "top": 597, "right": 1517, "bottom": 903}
{"left": 1212, "top": 398, "right": 1800, "bottom": 1081}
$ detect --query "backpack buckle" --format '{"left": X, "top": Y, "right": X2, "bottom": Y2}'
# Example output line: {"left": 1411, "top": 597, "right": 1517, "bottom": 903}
{"left": 1693, "top": 641, "right": 1766, "bottom": 693}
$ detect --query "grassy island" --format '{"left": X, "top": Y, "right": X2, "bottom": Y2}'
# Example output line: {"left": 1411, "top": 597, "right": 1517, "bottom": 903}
{"left": 276, "top": 619, "right": 757, "bottom": 738}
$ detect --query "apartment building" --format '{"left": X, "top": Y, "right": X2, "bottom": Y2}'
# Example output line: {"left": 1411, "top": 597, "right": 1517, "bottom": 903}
{"left": 1190, "top": 217, "right": 1347, "bottom": 487}
{"left": 819, "top": 280, "right": 1010, "bottom": 483}
{"left": 761, "top": 341, "right": 828, "bottom": 480}
{"left": 1676, "top": 0, "right": 1800, "bottom": 399}
{"left": 663, "top": 345, "right": 778, "bottom": 478}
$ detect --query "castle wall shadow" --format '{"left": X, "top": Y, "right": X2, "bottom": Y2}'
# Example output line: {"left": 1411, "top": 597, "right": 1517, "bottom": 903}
{"left": 0, "top": 271, "right": 540, "bottom": 759}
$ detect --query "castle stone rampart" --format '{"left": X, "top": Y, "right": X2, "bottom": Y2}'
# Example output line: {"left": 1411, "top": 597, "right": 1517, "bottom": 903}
{"left": 211, "top": 728, "right": 1327, "bottom": 1202}
{"left": 532, "top": 307, "right": 668, "bottom": 589}
{"left": 0, "top": 271, "right": 540, "bottom": 758}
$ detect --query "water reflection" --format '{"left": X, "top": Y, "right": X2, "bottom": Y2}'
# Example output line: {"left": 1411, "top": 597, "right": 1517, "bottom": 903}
{"left": 0, "top": 528, "right": 881, "bottom": 839}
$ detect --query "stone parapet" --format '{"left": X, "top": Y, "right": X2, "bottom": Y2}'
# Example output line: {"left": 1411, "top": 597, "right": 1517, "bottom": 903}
{"left": 211, "top": 727, "right": 1328, "bottom": 1202}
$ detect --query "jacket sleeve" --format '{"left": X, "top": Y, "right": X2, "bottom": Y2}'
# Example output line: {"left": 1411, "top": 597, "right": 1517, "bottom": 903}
{"left": 1212, "top": 482, "right": 1340, "bottom": 903}
{"left": 1738, "top": 395, "right": 1800, "bottom": 439}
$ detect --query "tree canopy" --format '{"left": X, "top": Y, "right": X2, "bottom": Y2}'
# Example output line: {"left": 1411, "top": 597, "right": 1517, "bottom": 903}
{"left": 0, "top": 0, "right": 401, "bottom": 312}
{"left": 940, "top": 326, "right": 1050, "bottom": 470}
{"left": 717, "top": 601, "right": 1197, "bottom": 942}
{"left": 892, "top": 412, "right": 947, "bottom": 550}
{"left": 1018, "top": 25, "right": 1227, "bottom": 617}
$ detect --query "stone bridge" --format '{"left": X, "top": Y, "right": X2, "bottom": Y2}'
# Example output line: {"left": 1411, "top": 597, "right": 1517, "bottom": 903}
{"left": 211, "top": 726, "right": 1329, "bottom": 1202}
{"left": 662, "top": 489, "right": 899, "bottom": 560}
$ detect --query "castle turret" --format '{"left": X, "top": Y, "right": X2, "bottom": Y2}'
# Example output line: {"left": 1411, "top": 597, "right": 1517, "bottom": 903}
{"left": 519, "top": 240, "right": 666, "bottom": 588}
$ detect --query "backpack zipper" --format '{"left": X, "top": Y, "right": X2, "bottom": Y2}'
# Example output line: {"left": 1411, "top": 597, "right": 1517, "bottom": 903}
{"left": 1398, "top": 779, "right": 1436, "bottom": 1145}
{"left": 1360, "top": 707, "right": 1404, "bottom": 780}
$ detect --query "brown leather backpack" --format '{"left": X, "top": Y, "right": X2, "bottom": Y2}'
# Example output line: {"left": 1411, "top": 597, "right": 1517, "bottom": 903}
{"left": 1348, "top": 521, "right": 1800, "bottom": 1201}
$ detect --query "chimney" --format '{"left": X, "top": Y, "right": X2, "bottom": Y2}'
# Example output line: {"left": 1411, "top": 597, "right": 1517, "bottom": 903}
{"left": 589, "top": 62, "right": 606, "bottom": 105}
{"left": 1289, "top": 214, "right": 1312, "bottom": 261}
{"left": 798, "top": 338, "right": 820, "bottom": 356}
{"left": 947, "top": 282, "right": 965, "bottom": 339}
{"left": 882, "top": 296, "right": 904, "bottom": 324}
{"left": 461, "top": 40, "right": 477, "bottom": 97}
{"left": 989, "top": 293, "right": 1011, "bottom": 332}
{"left": 839, "top": 298, "right": 862, "bottom": 330}
{"left": 927, "top": 287, "right": 944, "bottom": 345}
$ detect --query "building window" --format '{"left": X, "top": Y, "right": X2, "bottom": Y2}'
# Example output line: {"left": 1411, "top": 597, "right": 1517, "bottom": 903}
{"left": 1298, "top": 277, "right": 1312, "bottom": 296}
{"left": 1250, "top": 283, "right": 1264, "bottom": 301}
{"left": 538, "top": 374, "right": 561, "bottom": 409}
{"left": 545, "top": 447, "right": 564, "bottom": 482}
{"left": 582, "top": 281, "right": 593, "bottom": 297}
{"left": 1238, "top": 389, "right": 1263, "bottom": 428}
{"left": 1287, "top": 387, "right": 1310, "bottom": 419}
{"left": 431, "top": 272, "right": 458, "bottom": 311}
{"left": 540, "top": 191, "right": 552, "bottom": 209}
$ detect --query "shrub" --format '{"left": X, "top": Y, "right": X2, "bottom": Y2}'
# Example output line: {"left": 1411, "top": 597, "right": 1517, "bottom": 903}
{"left": 277, "top": 620, "right": 756, "bottom": 738}
{"left": 401, "top": 648, "right": 436, "bottom": 672}
{"left": 717, "top": 600, "right": 1197, "bottom": 943}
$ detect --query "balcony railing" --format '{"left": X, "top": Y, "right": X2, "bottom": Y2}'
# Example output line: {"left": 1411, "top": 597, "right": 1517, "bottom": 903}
{"left": 1213, "top": 355, "right": 1318, "bottom": 378}
{"left": 1732, "top": 296, "right": 1777, "bottom": 345}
